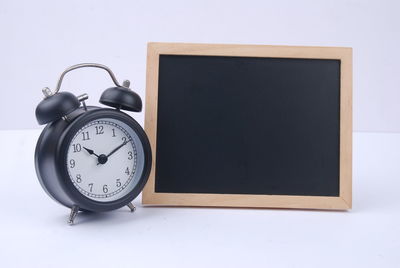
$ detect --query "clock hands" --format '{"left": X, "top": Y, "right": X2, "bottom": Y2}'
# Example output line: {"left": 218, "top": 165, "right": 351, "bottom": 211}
{"left": 106, "top": 139, "right": 130, "bottom": 158}
{"left": 95, "top": 139, "right": 130, "bottom": 165}
{"left": 83, "top": 146, "right": 108, "bottom": 165}
{"left": 83, "top": 147, "right": 100, "bottom": 158}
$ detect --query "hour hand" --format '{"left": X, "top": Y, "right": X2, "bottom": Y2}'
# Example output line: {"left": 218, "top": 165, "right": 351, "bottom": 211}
{"left": 83, "top": 147, "right": 99, "bottom": 158}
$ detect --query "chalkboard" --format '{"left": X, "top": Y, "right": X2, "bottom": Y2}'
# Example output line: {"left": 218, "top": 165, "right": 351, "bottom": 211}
{"left": 143, "top": 43, "right": 352, "bottom": 210}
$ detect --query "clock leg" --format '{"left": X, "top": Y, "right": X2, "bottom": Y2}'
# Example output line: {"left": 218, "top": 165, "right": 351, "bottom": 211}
{"left": 68, "top": 205, "right": 79, "bottom": 225}
{"left": 127, "top": 202, "right": 136, "bottom": 213}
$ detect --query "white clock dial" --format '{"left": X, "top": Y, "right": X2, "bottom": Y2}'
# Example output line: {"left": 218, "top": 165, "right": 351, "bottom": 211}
{"left": 66, "top": 118, "right": 145, "bottom": 202}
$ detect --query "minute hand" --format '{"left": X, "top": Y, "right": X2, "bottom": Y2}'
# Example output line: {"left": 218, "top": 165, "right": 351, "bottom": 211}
{"left": 106, "top": 140, "right": 129, "bottom": 158}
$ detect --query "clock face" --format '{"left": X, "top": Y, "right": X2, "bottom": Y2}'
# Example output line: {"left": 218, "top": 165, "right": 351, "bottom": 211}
{"left": 66, "top": 118, "right": 145, "bottom": 202}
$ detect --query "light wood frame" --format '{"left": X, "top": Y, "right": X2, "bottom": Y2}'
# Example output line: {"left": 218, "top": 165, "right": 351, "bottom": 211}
{"left": 143, "top": 42, "right": 352, "bottom": 210}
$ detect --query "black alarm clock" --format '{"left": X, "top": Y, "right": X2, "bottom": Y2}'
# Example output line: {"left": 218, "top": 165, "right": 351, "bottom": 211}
{"left": 34, "top": 63, "right": 152, "bottom": 225}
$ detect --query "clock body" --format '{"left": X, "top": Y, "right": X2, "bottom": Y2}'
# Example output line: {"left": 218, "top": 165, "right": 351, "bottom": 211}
{"left": 35, "top": 107, "right": 152, "bottom": 212}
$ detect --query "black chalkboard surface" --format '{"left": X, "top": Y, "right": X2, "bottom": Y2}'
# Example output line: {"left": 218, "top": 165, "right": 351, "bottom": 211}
{"left": 156, "top": 55, "right": 340, "bottom": 196}
{"left": 143, "top": 43, "right": 352, "bottom": 210}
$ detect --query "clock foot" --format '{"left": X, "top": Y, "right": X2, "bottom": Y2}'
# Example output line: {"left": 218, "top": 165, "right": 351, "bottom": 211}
{"left": 68, "top": 205, "right": 79, "bottom": 225}
{"left": 127, "top": 202, "right": 136, "bottom": 213}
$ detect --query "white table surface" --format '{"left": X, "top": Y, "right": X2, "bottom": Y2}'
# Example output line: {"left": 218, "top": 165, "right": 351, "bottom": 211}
{"left": 0, "top": 130, "right": 399, "bottom": 267}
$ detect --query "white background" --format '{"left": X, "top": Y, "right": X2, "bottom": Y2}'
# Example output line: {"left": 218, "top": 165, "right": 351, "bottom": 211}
{"left": 1, "top": 130, "right": 400, "bottom": 267}
{"left": 1, "top": 1, "right": 400, "bottom": 267}
{"left": 0, "top": 0, "right": 399, "bottom": 132}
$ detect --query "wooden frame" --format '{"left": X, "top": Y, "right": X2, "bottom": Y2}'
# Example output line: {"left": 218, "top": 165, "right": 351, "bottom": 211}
{"left": 143, "top": 42, "right": 352, "bottom": 210}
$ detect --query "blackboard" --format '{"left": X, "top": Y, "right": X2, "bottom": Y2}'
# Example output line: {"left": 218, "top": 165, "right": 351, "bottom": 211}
{"left": 143, "top": 43, "right": 352, "bottom": 210}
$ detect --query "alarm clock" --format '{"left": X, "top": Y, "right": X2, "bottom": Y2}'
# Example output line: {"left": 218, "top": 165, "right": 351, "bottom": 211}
{"left": 34, "top": 63, "right": 152, "bottom": 225}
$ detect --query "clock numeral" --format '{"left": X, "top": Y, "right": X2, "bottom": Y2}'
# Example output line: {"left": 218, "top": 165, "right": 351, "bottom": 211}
{"left": 76, "top": 174, "right": 82, "bottom": 183}
{"left": 125, "top": 167, "right": 130, "bottom": 175}
{"left": 88, "top": 183, "right": 93, "bottom": 192}
{"left": 69, "top": 159, "right": 75, "bottom": 168}
{"left": 112, "top": 128, "right": 116, "bottom": 137}
{"left": 116, "top": 179, "right": 122, "bottom": 187}
{"left": 122, "top": 137, "right": 127, "bottom": 143}
{"left": 72, "top": 143, "right": 81, "bottom": 153}
{"left": 82, "top": 131, "right": 90, "bottom": 141}
{"left": 103, "top": 184, "right": 108, "bottom": 193}
{"left": 128, "top": 151, "right": 133, "bottom": 160}
{"left": 95, "top": 126, "right": 104, "bottom": 135}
